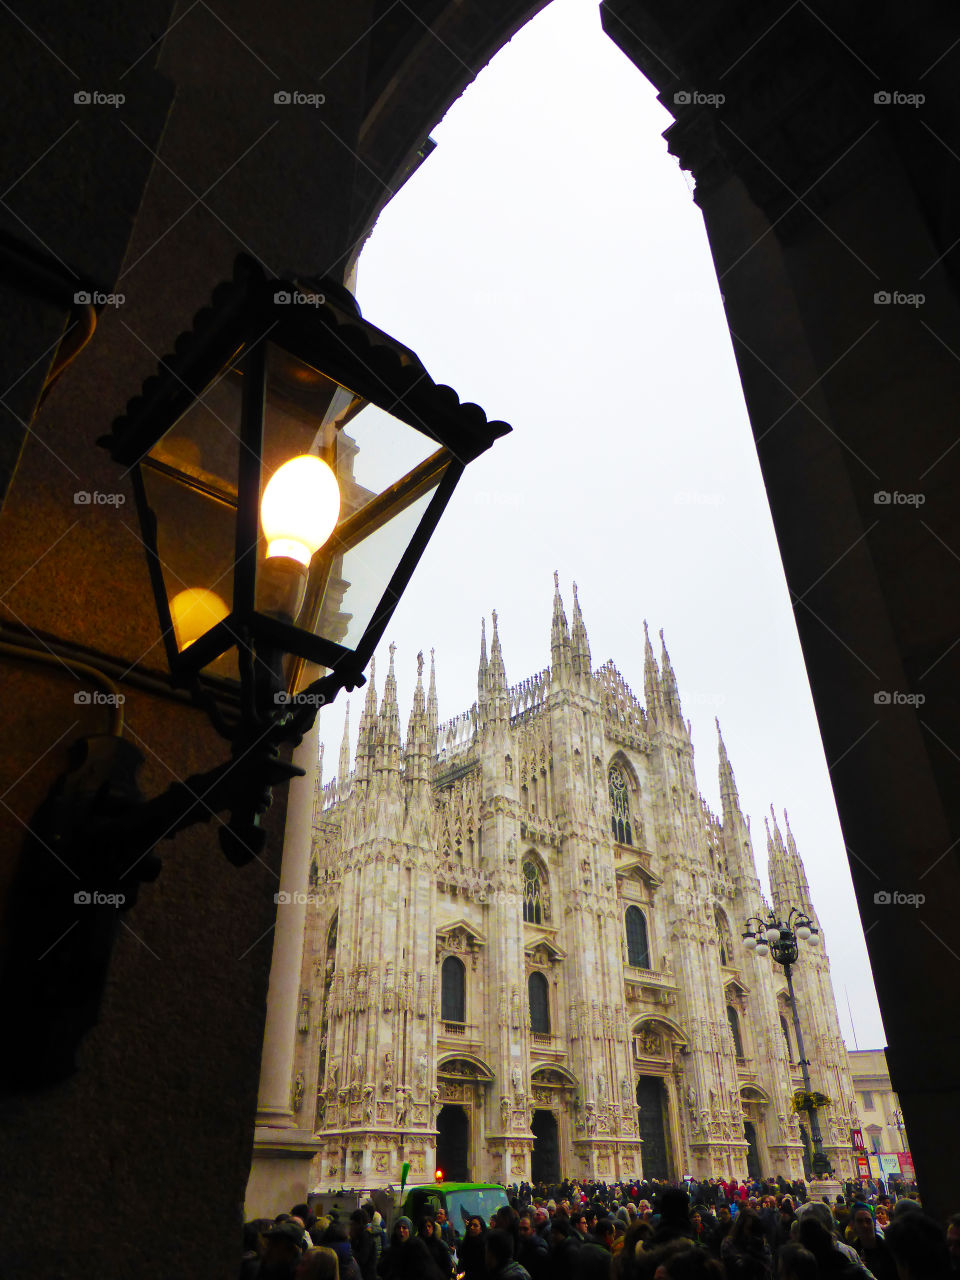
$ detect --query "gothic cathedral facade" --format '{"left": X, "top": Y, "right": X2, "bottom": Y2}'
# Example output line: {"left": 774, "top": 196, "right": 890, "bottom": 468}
{"left": 295, "top": 577, "right": 859, "bottom": 1189}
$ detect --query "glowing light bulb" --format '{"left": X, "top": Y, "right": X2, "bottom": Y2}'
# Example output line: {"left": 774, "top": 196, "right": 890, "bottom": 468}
{"left": 796, "top": 925, "right": 811, "bottom": 941}
{"left": 743, "top": 934, "right": 757, "bottom": 951}
{"left": 764, "top": 926, "right": 781, "bottom": 944}
{"left": 755, "top": 942, "right": 769, "bottom": 957}
{"left": 260, "top": 454, "right": 340, "bottom": 565}
{"left": 807, "top": 932, "right": 820, "bottom": 947}
{"left": 170, "top": 587, "right": 229, "bottom": 650}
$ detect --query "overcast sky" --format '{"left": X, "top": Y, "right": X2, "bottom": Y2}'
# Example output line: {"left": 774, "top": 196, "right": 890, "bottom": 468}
{"left": 319, "top": 0, "right": 886, "bottom": 1050}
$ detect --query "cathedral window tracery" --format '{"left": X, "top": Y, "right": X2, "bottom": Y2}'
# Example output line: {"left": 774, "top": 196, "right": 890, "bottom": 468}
{"left": 522, "top": 856, "right": 549, "bottom": 924}
{"left": 625, "top": 905, "right": 650, "bottom": 969}
{"left": 609, "top": 763, "right": 633, "bottom": 845}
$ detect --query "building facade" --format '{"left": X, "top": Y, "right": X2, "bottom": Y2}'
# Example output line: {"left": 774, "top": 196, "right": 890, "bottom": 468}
{"left": 848, "top": 1049, "right": 913, "bottom": 1179}
{"left": 291, "top": 577, "right": 859, "bottom": 1188}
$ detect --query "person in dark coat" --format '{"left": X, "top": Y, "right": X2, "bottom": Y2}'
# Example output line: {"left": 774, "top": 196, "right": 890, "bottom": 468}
{"left": 350, "top": 1210, "right": 378, "bottom": 1280}
{"left": 518, "top": 1212, "right": 548, "bottom": 1280}
{"left": 418, "top": 1216, "right": 453, "bottom": 1277}
{"left": 720, "top": 1208, "right": 774, "bottom": 1280}
{"left": 652, "top": 1189, "right": 699, "bottom": 1248}
{"left": 486, "top": 1228, "right": 531, "bottom": 1280}
{"left": 458, "top": 1216, "right": 488, "bottom": 1280}
{"left": 377, "top": 1217, "right": 413, "bottom": 1279}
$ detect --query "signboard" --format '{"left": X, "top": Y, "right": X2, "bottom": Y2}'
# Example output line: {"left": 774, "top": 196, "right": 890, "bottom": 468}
{"left": 879, "top": 1153, "right": 901, "bottom": 1177}
{"left": 851, "top": 1128, "right": 866, "bottom": 1151}
{"left": 856, "top": 1156, "right": 871, "bottom": 1177}
{"left": 897, "top": 1153, "right": 915, "bottom": 1179}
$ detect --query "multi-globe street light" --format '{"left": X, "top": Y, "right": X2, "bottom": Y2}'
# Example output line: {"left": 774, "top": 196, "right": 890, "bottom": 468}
{"left": 742, "top": 907, "right": 833, "bottom": 1179}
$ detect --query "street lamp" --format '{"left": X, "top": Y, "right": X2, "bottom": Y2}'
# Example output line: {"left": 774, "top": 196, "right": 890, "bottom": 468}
{"left": 742, "top": 908, "right": 832, "bottom": 1179}
{"left": 2, "top": 256, "right": 510, "bottom": 1089}
{"left": 892, "top": 1108, "right": 907, "bottom": 1153}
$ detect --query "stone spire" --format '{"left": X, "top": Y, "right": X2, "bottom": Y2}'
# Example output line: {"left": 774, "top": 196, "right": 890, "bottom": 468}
{"left": 570, "top": 581, "right": 592, "bottom": 681}
{"left": 487, "top": 609, "right": 510, "bottom": 725}
{"left": 770, "top": 807, "right": 815, "bottom": 919}
{"left": 338, "top": 699, "right": 351, "bottom": 786}
{"left": 426, "top": 647, "right": 438, "bottom": 751}
{"left": 370, "top": 643, "right": 403, "bottom": 838}
{"left": 643, "top": 621, "right": 662, "bottom": 722}
{"left": 660, "top": 629, "right": 682, "bottom": 721}
{"left": 550, "top": 570, "right": 572, "bottom": 681}
{"left": 374, "top": 642, "right": 402, "bottom": 773}
{"left": 404, "top": 651, "right": 433, "bottom": 844}
{"left": 716, "top": 718, "right": 740, "bottom": 816}
{"left": 478, "top": 616, "right": 488, "bottom": 710}
{"left": 353, "top": 656, "right": 377, "bottom": 779}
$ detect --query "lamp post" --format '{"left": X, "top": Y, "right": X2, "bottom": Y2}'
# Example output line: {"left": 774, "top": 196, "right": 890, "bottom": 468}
{"left": 892, "top": 1108, "right": 907, "bottom": 1153}
{"left": 1, "top": 256, "right": 510, "bottom": 1089}
{"left": 742, "top": 907, "right": 833, "bottom": 1179}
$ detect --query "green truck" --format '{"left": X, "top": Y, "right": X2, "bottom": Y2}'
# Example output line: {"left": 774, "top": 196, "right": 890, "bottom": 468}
{"left": 308, "top": 1180, "right": 509, "bottom": 1233}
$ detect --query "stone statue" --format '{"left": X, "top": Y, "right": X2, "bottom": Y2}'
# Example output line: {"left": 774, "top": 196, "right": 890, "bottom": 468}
{"left": 597, "top": 1071, "right": 607, "bottom": 1103}
{"left": 383, "top": 1049, "right": 393, "bottom": 1079}
{"left": 620, "top": 1074, "right": 632, "bottom": 1104}
{"left": 585, "top": 1101, "right": 598, "bottom": 1136}
{"left": 362, "top": 1084, "right": 374, "bottom": 1123}
{"left": 511, "top": 1065, "right": 523, "bottom": 1100}
{"left": 500, "top": 1095, "right": 511, "bottom": 1130}
{"left": 417, "top": 1051, "right": 428, "bottom": 1089}
{"left": 292, "top": 1072, "right": 304, "bottom": 1113}
{"left": 395, "top": 1088, "right": 408, "bottom": 1128}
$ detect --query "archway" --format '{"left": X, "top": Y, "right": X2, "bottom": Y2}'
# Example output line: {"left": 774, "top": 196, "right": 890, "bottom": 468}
{"left": 530, "top": 1109, "right": 560, "bottom": 1184}
{"left": 743, "top": 1120, "right": 761, "bottom": 1181}
{"left": 635, "top": 1076, "right": 669, "bottom": 1179}
{"left": 436, "top": 1105, "right": 470, "bottom": 1181}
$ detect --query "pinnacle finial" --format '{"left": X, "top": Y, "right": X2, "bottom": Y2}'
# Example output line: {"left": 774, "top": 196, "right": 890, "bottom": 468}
{"left": 554, "top": 569, "right": 559, "bottom": 589}
{"left": 417, "top": 650, "right": 424, "bottom": 680}
{"left": 492, "top": 608, "right": 498, "bottom": 633}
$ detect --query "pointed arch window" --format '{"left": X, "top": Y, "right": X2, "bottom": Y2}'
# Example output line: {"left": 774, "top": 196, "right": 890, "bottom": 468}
{"left": 440, "top": 955, "right": 466, "bottom": 1024}
{"left": 625, "top": 906, "right": 650, "bottom": 969}
{"left": 727, "top": 1005, "right": 744, "bottom": 1058}
{"left": 522, "top": 857, "right": 548, "bottom": 924}
{"left": 529, "top": 971, "right": 550, "bottom": 1034}
{"left": 609, "top": 763, "right": 633, "bottom": 845}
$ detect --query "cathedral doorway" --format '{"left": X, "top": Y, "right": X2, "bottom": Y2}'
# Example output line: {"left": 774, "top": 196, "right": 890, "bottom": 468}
{"left": 635, "top": 1076, "right": 669, "bottom": 1179}
{"left": 530, "top": 1109, "right": 560, "bottom": 1184}
{"left": 436, "top": 1105, "right": 470, "bottom": 1181}
{"left": 743, "top": 1120, "right": 761, "bottom": 1181}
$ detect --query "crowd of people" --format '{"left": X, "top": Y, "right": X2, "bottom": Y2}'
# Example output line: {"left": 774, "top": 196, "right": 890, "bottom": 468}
{"left": 241, "top": 1174, "right": 960, "bottom": 1280}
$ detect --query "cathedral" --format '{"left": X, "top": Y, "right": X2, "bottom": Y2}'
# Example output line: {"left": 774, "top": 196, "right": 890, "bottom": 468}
{"left": 294, "top": 576, "right": 859, "bottom": 1189}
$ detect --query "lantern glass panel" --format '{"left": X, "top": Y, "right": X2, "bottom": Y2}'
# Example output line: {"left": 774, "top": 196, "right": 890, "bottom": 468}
{"left": 255, "top": 345, "right": 449, "bottom": 659}
{"left": 140, "top": 371, "right": 243, "bottom": 677}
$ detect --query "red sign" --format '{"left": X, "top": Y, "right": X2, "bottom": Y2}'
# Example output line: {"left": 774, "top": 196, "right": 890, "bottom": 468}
{"left": 856, "top": 1156, "right": 870, "bottom": 1177}
{"left": 851, "top": 1128, "right": 866, "bottom": 1151}
{"left": 897, "top": 1153, "right": 915, "bottom": 1178}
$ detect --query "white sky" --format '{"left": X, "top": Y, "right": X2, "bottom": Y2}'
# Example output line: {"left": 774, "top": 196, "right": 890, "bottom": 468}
{"left": 319, "top": 0, "right": 886, "bottom": 1050}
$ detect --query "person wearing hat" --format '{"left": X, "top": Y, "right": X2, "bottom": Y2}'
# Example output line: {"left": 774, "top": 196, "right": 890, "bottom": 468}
{"left": 377, "top": 1217, "right": 413, "bottom": 1279}
{"left": 261, "top": 1221, "right": 308, "bottom": 1280}
{"left": 796, "top": 1201, "right": 877, "bottom": 1278}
